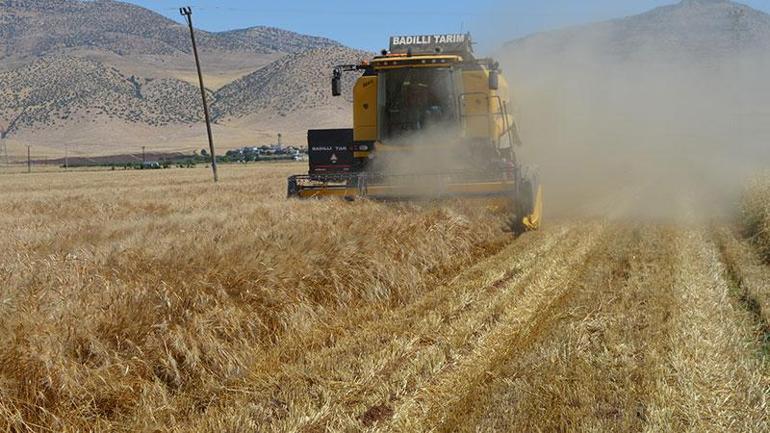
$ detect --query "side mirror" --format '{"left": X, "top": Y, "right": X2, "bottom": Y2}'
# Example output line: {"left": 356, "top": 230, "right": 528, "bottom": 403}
{"left": 489, "top": 70, "right": 499, "bottom": 91}
{"left": 332, "top": 76, "right": 341, "bottom": 96}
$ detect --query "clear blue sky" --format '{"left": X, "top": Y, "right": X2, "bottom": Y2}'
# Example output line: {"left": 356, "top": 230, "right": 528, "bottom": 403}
{"left": 128, "top": 0, "right": 770, "bottom": 53}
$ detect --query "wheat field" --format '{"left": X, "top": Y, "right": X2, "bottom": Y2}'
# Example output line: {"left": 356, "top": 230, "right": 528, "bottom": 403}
{"left": 0, "top": 164, "right": 768, "bottom": 432}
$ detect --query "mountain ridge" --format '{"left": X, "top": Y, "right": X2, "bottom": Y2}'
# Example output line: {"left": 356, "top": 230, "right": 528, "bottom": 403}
{"left": 0, "top": 0, "right": 363, "bottom": 152}
{"left": 502, "top": 0, "right": 770, "bottom": 62}
{"left": 212, "top": 47, "right": 370, "bottom": 121}
{"left": 4, "top": 0, "right": 770, "bottom": 155}
{"left": 0, "top": 0, "right": 340, "bottom": 59}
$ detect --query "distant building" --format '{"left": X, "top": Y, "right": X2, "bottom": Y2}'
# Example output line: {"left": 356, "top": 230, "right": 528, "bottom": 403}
{"left": 224, "top": 144, "right": 307, "bottom": 162}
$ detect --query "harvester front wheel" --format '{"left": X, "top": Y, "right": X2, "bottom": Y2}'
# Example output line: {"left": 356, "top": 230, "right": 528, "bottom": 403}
{"left": 510, "top": 176, "right": 542, "bottom": 235}
{"left": 287, "top": 176, "right": 299, "bottom": 198}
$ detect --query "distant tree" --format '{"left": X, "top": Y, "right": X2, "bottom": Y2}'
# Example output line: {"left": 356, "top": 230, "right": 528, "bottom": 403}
{"left": 201, "top": 148, "right": 208, "bottom": 157}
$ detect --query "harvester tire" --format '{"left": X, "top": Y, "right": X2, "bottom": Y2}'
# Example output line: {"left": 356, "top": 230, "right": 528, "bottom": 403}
{"left": 520, "top": 179, "right": 535, "bottom": 217}
{"left": 287, "top": 176, "right": 299, "bottom": 198}
{"left": 509, "top": 177, "right": 537, "bottom": 235}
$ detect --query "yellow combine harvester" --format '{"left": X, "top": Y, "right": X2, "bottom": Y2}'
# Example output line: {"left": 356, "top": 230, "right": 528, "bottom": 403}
{"left": 288, "top": 33, "right": 542, "bottom": 233}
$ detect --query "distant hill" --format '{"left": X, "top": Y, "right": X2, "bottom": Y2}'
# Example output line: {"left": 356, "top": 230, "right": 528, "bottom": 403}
{"left": 0, "top": 0, "right": 339, "bottom": 59}
{"left": 0, "top": 0, "right": 363, "bottom": 154}
{"left": 0, "top": 45, "right": 368, "bottom": 136}
{"left": 9, "top": 0, "right": 769, "bottom": 158}
{"left": 502, "top": 0, "right": 770, "bottom": 63}
{"left": 217, "top": 27, "right": 341, "bottom": 55}
{"left": 213, "top": 47, "right": 370, "bottom": 120}
{"left": 0, "top": 56, "right": 205, "bottom": 136}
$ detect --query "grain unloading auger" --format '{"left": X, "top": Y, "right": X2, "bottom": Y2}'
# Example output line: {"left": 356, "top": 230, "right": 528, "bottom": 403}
{"left": 288, "top": 33, "right": 542, "bottom": 233}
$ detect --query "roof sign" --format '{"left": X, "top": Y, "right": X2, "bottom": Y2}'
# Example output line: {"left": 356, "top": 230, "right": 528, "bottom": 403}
{"left": 389, "top": 33, "right": 472, "bottom": 55}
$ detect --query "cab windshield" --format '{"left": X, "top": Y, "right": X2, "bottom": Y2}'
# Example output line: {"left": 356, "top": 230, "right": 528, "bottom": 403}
{"left": 379, "top": 67, "right": 457, "bottom": 140}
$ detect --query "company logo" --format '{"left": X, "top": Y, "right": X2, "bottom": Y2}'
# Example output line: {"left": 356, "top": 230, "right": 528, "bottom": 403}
{"left": 390, "top": 34, "right": 466, "bottom": 46}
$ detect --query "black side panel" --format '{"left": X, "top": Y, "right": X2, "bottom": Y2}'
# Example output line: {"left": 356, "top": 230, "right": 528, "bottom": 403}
{"left": 308, "top": 129, "right": 355, "bottom": 175}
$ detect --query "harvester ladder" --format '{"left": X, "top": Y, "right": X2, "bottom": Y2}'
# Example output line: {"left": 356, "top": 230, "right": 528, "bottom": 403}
{"left": 458, "top": 93, "right": 520, "bottom": 164}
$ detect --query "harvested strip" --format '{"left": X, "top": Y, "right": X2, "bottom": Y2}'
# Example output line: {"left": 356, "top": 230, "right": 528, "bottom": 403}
{"left": 194, "top": 223, "right": 600, "bottom": 432}
{"left": 379, "top": 223, "right": 612, "bottom": 432}
{"left": 460, "top": 225, "right": 677, "bottom": 432}
{"left": 176, "top": 224, "right": 565, "bottom": 429}
{"left": 253, "top": 223, "right": 568, "bottom": 367}
{"left": 643, "top": 229, "right": 769, "bottom": 432}
{"left": 251, "top": 225, "right": 589, "bottom": 432}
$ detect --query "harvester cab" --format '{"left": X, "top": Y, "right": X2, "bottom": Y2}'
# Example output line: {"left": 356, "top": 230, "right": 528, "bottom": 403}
{"left": 287, "top": 33, "right": 542, "bottom": 233}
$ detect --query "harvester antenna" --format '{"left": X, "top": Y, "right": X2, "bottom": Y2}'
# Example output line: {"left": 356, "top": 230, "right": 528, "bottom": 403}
{"left": 180, "top": 6, "right": 219, "bottom": 182}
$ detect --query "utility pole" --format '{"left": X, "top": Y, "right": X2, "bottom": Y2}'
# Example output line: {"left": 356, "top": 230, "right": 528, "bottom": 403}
{"left": 142, "top": 145, "right": 146, "bottom": 165}
{"left": 180, "top": 6, "right": 218, "bottom": 182}
{"left": 64, "top": 142, "right": 69, "bottom": 170}
{"left": 0, "top": 135, "right": 7, "bottom": 167}
{"left": 27, "top": 145, "right": 31, "bottom": 173}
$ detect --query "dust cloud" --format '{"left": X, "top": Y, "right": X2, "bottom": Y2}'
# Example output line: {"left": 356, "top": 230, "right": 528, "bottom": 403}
{"left": 371, "top": 126, "right": 471, "bottom": 175}
{"left": 497, "top": 37, "right": 770, "bottom": 221}
{"left": 370, "top": 122, "right": 510, "bottom": 198}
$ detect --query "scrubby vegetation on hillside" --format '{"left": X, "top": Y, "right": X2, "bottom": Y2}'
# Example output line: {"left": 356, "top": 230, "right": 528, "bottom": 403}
{"left": 0, "top": 0, "right": 350, "bottom": 137}
{"left": 0, "top": 46, "right": 368, "bottom": 134}
{"left": 1, "top": 0, "right": 338, "bottom": 57}
{"left": 212, "top": 47, "right": 370, "bottom": 119}
{"left": 0, "top": 57, "right": 208, "bottom": 131}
